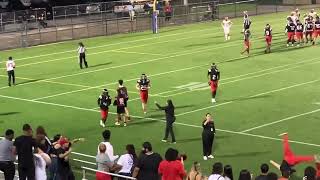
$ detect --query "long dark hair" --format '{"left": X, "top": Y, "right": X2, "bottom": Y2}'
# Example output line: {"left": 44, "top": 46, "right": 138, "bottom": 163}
{"left": 167, "top": 99, "right": 174, "bottom": 109}
{"left": 126, "top": 144, "right": 137, "bottom": 159}
{"left": 79, "top": 42, "right": 84, "bottom": 47}
{"left": 238, "top": 169, "right": 251, "bottom": 180}
{"left": 224, "top": 165, "right": 233, "bottom": 180}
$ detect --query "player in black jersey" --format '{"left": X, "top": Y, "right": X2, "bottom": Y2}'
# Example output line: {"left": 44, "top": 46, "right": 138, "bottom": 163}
{"left": 313, "top": 16, "right": 320, "bottom": 45}
{"left": 136, "top": 74, "right": 151, "bottom": 114}
{"left": 241, "top": 29, "right": 251, "bottom": 56}
{"left": 264, "top": 24, "right": 272, "bottom": 53}
{"left": 117, "top": 79, "right": 130, "bottom": 121}
{"left": 113, "top": 89, "right": 128, "bottom": 126}
{"left": 97, "top": 89, "right": 112, "bottom": 127}
{"left": 304, "top": 16, "right": 314, "bottom": 44}
{"left": 285, "top": 20, "right": 296, "bottom": 47}
{"left": 295, "top": 20, "right": 304, "bottom": 46}
{"left": 207, "top": 63, "right": 220, "bottom": 103}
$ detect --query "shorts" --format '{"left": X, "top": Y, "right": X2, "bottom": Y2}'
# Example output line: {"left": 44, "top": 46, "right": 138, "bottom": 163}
{"left": 210, "top": 80, "right": 218, "bottom": 93}
{"left": 265, "top": 36, "right": 272, "bottom": 45}
{"left": 313, "top": 30, "right": 320, "bottom": 38}
{"left": 100, "top": 109, "right": 109, "bottom": 119}
{"left": 140, "top": 90, "right": 149, "bottom": 104}
{"left": 287, "top": 32, "right": 295, "bottom": 40}
{"left": 117, "top": 106, "right": 125, "bottom": 114}
{"left": 295, "top": 32, "right": 303, "bottom": 39}
{"left": 224, "top": 27, "right": 230, "bottom": 34}
{"left": 244, "top": 40, "right": 250, "bottom": 48}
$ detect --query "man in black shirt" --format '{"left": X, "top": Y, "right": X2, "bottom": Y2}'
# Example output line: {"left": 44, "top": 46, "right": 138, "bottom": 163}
{"left": 255, "top": 164, "right": 269, "bottom": 180}
{"left": 13, "top": 124, "right": 37, "bottom": 180}
{"left": 132, "top": 142, "right": 162, "bottom": 180}
{"left": 56, "top": 137, "right": 74, "bottom": 180}
{"left": 97, "top": 89, "right": 111, "bottom": 128}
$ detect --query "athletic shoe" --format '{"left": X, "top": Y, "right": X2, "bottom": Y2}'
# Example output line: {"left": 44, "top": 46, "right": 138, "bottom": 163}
{"left": 144, "top": 111, "right": 147, "bottom": 115}
{"left": 100, "top": 120, "right": 105, "bottom": 128}
{"left": 278, "top": 132, "right": 288, "bottom": 136}
{"left": 171, "top": 141, "right": 177, "bottom": 144}
{"left": 161, "top": 139, "right": 167, "bottom": 143}
{"left": 208, "top": 155, "right": 214, "bottom": 159}
{"left": 115, "top": 122, "right": 121, "bottom": 126}
{"left": 124, "top": 123, "right": 127, "bottom": 127}
{"left": 203, "top": 156, "right": 208, "bottom": 160}
{"left": 211, "top": 98, "right": 216, "bottom": 103}
{"left": 291, "top": 44, "right": 294, "bottom": 47}
{"left": 287, "top": 44, "right": 289, "bottom": 47}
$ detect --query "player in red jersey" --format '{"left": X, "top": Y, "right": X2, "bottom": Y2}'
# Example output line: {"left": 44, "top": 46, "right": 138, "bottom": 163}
{"left": 207, "top": 63, "right": 220, "bottom": 103}
{"left": 295, "top": 20, "right": 304, "bottom": 46}
{"left": 304, "top": 16, "right": 314, "bottom": 44}
{"left": 241, "top": 29, "right": 251, "bottom": 56}
{"left": 97, "top": 89, "right": 112, "bottom": 128}
{"left": 117, "top": 79, "right": 130, "bottom": 121}
{"left": 264, "top": 24, "right": 272, "bottom": 53}
{"left": 113, "top": 89, "right": 128, "bottom": 126}
{"left": 136, "top": 74, "right": 151, "bottom": 114}
{"left": 278, "top": 133, "right": 316, "bottom": 174}
{"left": 285, "top": 19, "right": 296, "bottom": 47}
{"left": 313, "top": 16, "right": 320, "bottom": 45}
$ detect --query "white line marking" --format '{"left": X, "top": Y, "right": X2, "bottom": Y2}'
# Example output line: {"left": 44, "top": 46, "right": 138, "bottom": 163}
{"left": 110, "top": 50, "right": 164, "bottom": 56}
{"left": 174, "top": 79, "right": 320, "bottom": 117}
{"left": 241, "top": 108, "right": 320, "bottom": 133}
{"left": 0, "top": 94, "right": 319, "bottom": 154}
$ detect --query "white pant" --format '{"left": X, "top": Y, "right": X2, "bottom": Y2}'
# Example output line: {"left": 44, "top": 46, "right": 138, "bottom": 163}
{"left": 224, "top": 27, "right": 230, "bottom": 34}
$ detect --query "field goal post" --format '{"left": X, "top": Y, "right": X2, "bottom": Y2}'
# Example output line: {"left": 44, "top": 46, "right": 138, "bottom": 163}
{"left": 152, "top": 0, "right": 159, "bottom": 34}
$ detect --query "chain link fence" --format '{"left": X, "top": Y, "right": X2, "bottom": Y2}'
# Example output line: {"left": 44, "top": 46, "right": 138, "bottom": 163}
{"left": 0, "top": 0, "right": 319, "bottom": 50}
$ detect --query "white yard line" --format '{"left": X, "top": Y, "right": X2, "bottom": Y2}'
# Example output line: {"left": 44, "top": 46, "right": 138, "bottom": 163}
{"left": 174, "top": 79, "right": 320, "bottom": 117}
{"left": 8, "top": 17, "right": 282, "bottom": 62}
{"left": 241, "top": 108, "right": 320, "bottom": 133}
{"left": 0, "top": 93, "right": 319, "bottom": 159}
{"left": 161, "top": 59, "right": 320, "bottom": 97}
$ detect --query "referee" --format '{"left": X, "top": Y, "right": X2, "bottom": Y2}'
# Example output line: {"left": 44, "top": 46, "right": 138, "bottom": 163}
{"left": 6, "top": 57, "right": 15, "bottom": 87}
{"left": 202, "top": 113, "right": 215, "bottom": 160}
{"left": 77, "top": 42, "right": 88, "bottom": 69}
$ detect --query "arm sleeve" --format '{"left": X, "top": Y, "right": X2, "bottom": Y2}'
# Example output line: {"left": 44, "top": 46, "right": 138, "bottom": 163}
{"left": 97, "top": 97, "right": 101, "bottom": 106}
{"left": 155, "top": 103, "right": 166, "bottom": 110}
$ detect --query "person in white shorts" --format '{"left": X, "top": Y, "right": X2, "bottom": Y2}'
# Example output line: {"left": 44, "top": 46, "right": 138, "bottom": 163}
{"left": 221, "top": 17, "right": 232, "bottom": 41}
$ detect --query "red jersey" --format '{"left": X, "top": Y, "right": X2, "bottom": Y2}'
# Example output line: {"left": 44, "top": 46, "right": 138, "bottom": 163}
{"left": 286, "top": 22, "right": 296, "bottom": 32}
{"left": 158, "top": 160, "right": 186, "bottom": 180}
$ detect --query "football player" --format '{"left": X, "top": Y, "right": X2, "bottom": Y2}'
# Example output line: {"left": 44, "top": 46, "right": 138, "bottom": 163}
{"left": 222, "top": 17, "right": 233, "bottom": 41}
{"left": 313, "top": 16, "right": 320, "bottom": 45}
{"left": 136, "top": 74, "right": 151, "bottom": 114}
{"left": 295, "top": 20, "right": 304, "bottom": 46}
{"left": 241, "top": 29, "right": 251, "bottom": 56}
{"left": 207, "top": 63, "right": 220, "bottom": 103}
{"left": 97, "top": 89, "right": 112, "bottom": 128}
{"left": 285, "top": 18, "right": 296, "bottom": 47}
{"left": 264, "top": 24, "right": 272, "bottom": 53}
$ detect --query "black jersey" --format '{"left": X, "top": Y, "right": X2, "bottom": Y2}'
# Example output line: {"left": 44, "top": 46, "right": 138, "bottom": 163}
{"left": 244, "top": 30, "right": 251, "bottom": 41}
{"left": 305, "top": 20, "right": 314, "bottom": 32}
{"left": 117, "top": 86, "right": 129, "bottom": 100}
{"left": 113, "top": 95, "right": 127, "bottom": 107}
{"left": 208, "top": 68, "right": 220, "bottom": 81}
{"left": 286, "top": 22, "right": 296, "bottom": 32}
{"left": 265, "top": 27, "right": 272, "bottom": 36}
{"left": 315, "top": 20, "right": 320, "bottom": 30}
{"left": 98, "top": 95, "right": 111, "bottom": 110}
{"left": 137, "top": 78, "right": 150, "bottom": 91}
{"left": 296, "top": 22, "right": 304, "bottom": 32}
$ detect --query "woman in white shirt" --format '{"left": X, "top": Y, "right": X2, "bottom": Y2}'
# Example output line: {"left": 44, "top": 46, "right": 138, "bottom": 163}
{"left": 113, "top": 144, "right": 137, "bottom": 180}
{"left": 34, "top": 148, "right": 51, "bottom": 180}
{"left": 77, "top": 42, "right": 88, "bottom": 69}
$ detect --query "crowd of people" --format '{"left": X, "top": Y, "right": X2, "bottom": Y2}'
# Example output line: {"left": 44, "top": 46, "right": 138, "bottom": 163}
{"left": 1, "top": 124, "right": 320, "bottom": 180}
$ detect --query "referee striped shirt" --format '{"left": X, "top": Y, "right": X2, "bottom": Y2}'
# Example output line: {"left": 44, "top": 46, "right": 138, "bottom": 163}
{"left": 77, "top": 46, "right": 86, "bottom": 54}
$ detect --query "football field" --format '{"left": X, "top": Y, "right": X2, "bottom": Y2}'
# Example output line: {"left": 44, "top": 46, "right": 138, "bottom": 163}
{"left": 1, "top": 11, "right": 320, "bottom": 179}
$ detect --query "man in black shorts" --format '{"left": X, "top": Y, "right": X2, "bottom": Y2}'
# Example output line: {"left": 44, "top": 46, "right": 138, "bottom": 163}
{"left": 113, "top": 89, "right": 128, "bottom": 126}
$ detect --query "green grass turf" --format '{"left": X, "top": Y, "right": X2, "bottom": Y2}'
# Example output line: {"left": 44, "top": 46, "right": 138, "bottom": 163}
{"left": 1, "top": 10, "right": 320, "bottom": 179}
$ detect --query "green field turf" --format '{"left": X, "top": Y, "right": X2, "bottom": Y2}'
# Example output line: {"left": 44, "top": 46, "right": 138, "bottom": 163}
{"left": 1, "top": 10, "right": 320, "bottom": 179}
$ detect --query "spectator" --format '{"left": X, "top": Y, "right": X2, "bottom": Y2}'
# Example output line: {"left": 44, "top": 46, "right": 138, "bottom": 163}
{"left": 238, "top": 170, "right": 252, "bottom": 180}
{"left": 48, "top": 134, "right": 61, "bottom": 180}
{"left": 34, "top": 148, "right": 51, "bottom": 180}
{"left": 158, "top": 148, "right": 187, "bottom": 180}
{"left": 304, "top": 166, "right": 317, "bottom": 180}
{"left": 13, "top": 124, "right": 37, "bottom": 180}
{"left": 315, "top": 155, "right": 320, "bottom": 178}
{"left": 56, "top": 137, "right": 75, "bottom": 180}
{"left": 98, "top": 130, "right": 119, "bottom": 162}
{"left": 127, "top": 4, "right": 135, "bottom": 21}
{"left": 113, "top": 144, "right": 137, "bottom": 179}
{"left": 164, "top": 2, "right": 172, "bottom": 21}
{"left": 208, "top": 162, "right": 225, "bottom": 180}
{"left": 96, "top": 143, "right": 113, "bottom": 180}
{"left": 278, "top": 168, "right": 290, "bottom": 180}
{"left": 255, "top": 164, "right": 269, "bottom": 180}
{"left": 266, "top": 172, "right": 278, "bottom": 180}
{"left": 0, "top": 129, "right": 15, "bottom": 180}
{"left": 35, "top": 126, "right": 51, "bottom": 154}
{"left": 132, "top": 142, "right": 162, "bottom": 180}
{"left": 224, "top": 165, "right": 233, "bottom": 180}
{"left": 187, "top": 161, "right": 207, "bottom": 180}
